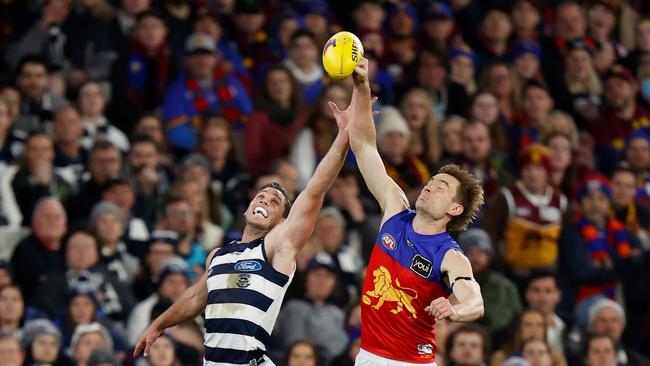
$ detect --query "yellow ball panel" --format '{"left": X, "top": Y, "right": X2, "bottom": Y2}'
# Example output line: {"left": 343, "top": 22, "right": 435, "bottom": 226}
{"left": 322, "top": 31, "right": 364, "bottom": 80}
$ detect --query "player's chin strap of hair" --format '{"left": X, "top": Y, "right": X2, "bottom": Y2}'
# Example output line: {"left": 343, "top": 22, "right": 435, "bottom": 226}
{"left": 451, "top": 276, "right": 474, "bottom": 289}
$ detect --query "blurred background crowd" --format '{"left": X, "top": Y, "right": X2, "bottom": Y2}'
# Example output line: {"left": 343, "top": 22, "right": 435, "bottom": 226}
{"left": 0, "top": 0, "right": 649, "bottom": 365}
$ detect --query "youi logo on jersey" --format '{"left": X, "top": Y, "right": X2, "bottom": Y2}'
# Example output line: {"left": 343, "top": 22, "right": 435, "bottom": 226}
{"left": 381, "top": 233, "right": 398, "bottom": 250}
{"left": 234, "top": 260, "right": 262, "bottom": 272}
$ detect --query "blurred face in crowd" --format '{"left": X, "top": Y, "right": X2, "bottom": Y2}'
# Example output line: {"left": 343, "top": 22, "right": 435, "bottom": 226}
{"left": 278, "top": 18, "right": 299, "bottom": 48}
{"left": 354, "top": 2, "right": 385, "bottom": 31}
{"left": 31, "top": 334, "right": 59, "bottom": 364}
{"left": 441, "top": 118, "right": 464, "bottom": 155}
{"left": 0, "top": 88, "right": 21, "bottom": 122}
{"left": 424, "top": 17, "right": 454, "bottom": 44}
{"left": 604, "top": 77, "right": 636, "bottom": 112}
{"left": 233, "top": 12, "right": 265, "bottom": 36}
{"left": 18, "top": 62, "right": 49, "bottom": 102}
{"left": 362, "top": 32, "right": 384, "bottom": 58}
{"left": 379, "top": 131, "right": 408, "bottom": 163}
{"left": 33, "top": 200, "right": 67, "bottom": 249}
{"left": 305, "top": 13, "right": 327, "bottom": 36}
{"left": 556, "top": 3, "right": 586, "bottom": 40}
{"left": 201, "top": 123, "right": 231, "bottom": 163}
{"left": 0, "top": 100, "right": 12, "bottom": 133}
{"left": 523, "top": 86, "right": 553, "bottom": 123}
{"left": 594, "top": 44, "right": 617, "bottom": 74}
{"left": 401, "top": 90, "right": 431, "bottom": 129}
{"left": 289, "top": 35, "right": 318, "bottom": 70}
{"left": 78, "top": 82, "right": 106, "bottom": 117}
{"left": 390, "top": 8, "right": 415, "bottom": 37}
{"left": 148, "top": 336, "right": 176, "bottom": 366}
{"left": 66, "top": 232, "right": 99, "bottom": 271}
{"left": 565, "top": 49, "right": 593, "bottom": 82}
{"left": 287, "top": 342, "right": 317, "bottom": 366}
{"left": 0, "top": 268, "right": 11, "bottom": 288}
{"left": 147, "top": 242, "right": 175, "bottom": 275}
{"left": 305, "top": 267, "right": 336, "bottom": 302}
{"left": 135, "top": 116, "right": 165, "bottom": 146}
{"left": 322, "top": 85, "right": 348, "bottom": 120}
{"left": 69, "top": 295, "right": 96, "bottom": 325}
{"left": 547, "top": 134, "right": 572, "bottom": 172}
{"left": 462, "top": 122, "right": 491, "bottom": 163}
{"left": 89, "top": 146, "right": 121, "bottom": 183}
{"left": 588, "top": 4, "right": 616, "bottom": 40}
{"left": 581, "top": 190, "right": 611, "bottom": 226}
{"left": 194, "top": 15, "right": 221, "bottom": 41}
{"left": 135, "top": 15, "right": 167, "bottom": 51}
{"left": 486, "top": 64, "right": 512, "bottom": 98}
{"left": 525, "top": 276, "right": 561, "bottom": 315}
{"left": 591, "top": 307, "right": 624, "bottom": 341}
{"left": 520, "top": 311, "right": 546, "bottom": 341}
{"left": 449, "top": 332, "right": 484, "bottom": 366}
{"left": 465, "top": 246, "right": 489, "bottom": 275}
{"left": 637, "top": 19, "right": 650, "bottom": 53}
{"left": 521, "top": 164, "right": 548, "bottom": 194}
{"left": 328, "top": 174, "right": 359, "bottom": 208}
{"left": 275, "top": 161, "right": 298, "bottom": 199}
{"left": 130, "top": 141, "right": 158, "bottom": 170}
{"left": 514, "top": 53, "right": 540, "bottom": 80}
{"left": 523, "top": 339, "right": 553, "bottom": 366}
{"left": 183, "top": 165, "right": 210, "bottom": 191}
{"left": 585, "top": 336, "right": 617, "bottom": 366}
{"left": 179, "top": 181, "right": 204, "bottom": 216}
{"left": 0, "top": 286, "right": 24, "bottom": 325}
{"left": 53, "top": 107, "right": 83, "bottom": 145}
{"left": 470, "top": 93, "right": 499, "bottom": 125}
{"left": 418, "top": 52, "right": 447, "bottom": 90}
{"left": 165, "top": 201, "right": 196, "bottom": 236}
{"left": 122, "top": 0, "right": 150, "bottom": 15}
{"left": 26, "top": 134, "right": 54, "bottom": 169}
{"left": 159, "top": 273, "right": 188, "bottom": 301}
{"left": 481, "top": 9, "right": 512, "bottom": 43}
{"left": 315, "top": 215, "right": 344, "bottom": 254}
{"left": 266, "top": 69, "right": 293, "bottom": 107}
{"left": 611, "top": 170, "right": 637, "bottom": 207}
{"left": 96, "top": 212, "right": 124, "bottom": 245}
{"left": 0, "top": 337, "right": 24, "bottom": 366}
{"left": 512, "top": 1, "right": 540, "bottom": 35}
{"left": 103, "top": 183, "right": 135, "bottom": 213}
{"left": 73, "top": 332, "right": 107, "bottom": 365}
{"left": 187, "top": 53, "right": 217, "bottom": 80}
{"left": 625, "top": 137, "right": 650, "bottom": 171}
{"left": 450, "top": 55, "right": 474, "bottom": 85}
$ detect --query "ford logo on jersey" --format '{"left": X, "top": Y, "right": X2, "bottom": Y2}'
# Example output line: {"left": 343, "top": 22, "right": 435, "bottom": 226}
{"left": 381, "top": 233, "right": 397, "bottom": 250}
{"left": 234, "top": 260, "right": 262, "bottom": 272}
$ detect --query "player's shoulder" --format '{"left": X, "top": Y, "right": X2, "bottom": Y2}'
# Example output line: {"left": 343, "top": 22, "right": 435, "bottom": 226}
{"left": 380, "top": 208, "right": 416, "bottom": 231}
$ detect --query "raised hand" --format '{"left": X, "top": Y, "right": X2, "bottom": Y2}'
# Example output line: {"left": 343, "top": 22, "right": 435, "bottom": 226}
{"left": 328, "top": 96, "right": 378, "bottom": 132}
{"left": 133, "top": 324, "right": 163, "bottom": 358}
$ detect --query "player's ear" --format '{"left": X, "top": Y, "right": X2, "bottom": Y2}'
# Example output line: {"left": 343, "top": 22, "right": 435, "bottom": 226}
{"left": 448, "top": 203, "right": 463, "bottom": 217}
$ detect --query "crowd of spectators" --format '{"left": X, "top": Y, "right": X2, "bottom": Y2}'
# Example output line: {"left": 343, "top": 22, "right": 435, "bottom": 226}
{"left": 0, "top": 0, "right": 650, "bottom": 365}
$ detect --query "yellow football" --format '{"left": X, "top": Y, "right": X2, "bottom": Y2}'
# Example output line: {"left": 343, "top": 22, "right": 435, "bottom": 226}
{"left": 322, "top": 31, "right": 364, "bottom": 80}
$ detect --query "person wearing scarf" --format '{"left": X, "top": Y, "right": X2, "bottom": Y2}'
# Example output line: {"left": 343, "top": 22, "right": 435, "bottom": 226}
{"left": 162, "top": 32, "right": 252, "bottom": 153}
{"left": 559, "top": 174, "right": 635, "bottom": 309}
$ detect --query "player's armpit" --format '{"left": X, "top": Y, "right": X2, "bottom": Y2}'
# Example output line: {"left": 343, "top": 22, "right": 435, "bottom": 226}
{"left": 440, "top": 250, "right": 484, "bottom": 322}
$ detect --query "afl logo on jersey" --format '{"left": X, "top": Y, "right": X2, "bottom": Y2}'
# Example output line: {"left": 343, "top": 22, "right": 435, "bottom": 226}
{"left": 234, "top": 260, "right": 262, "bottom": 272}
{"left": 381, "top": 233, "right": 397, "bottom": 250}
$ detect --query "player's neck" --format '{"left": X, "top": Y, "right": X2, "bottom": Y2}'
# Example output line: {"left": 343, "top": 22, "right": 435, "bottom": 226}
{"left": 412, "top": 213, "right": 448, "bottom": 235}
{"left": 241, "top": 225, "right": 267, "bottom": 243}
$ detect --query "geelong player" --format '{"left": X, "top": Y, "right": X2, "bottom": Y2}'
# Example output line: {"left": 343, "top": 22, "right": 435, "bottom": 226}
{"left": 133, "top": 114, "right": 351, "bottom": 364}
{"left": 328, "top": 59, "right": 485, "bottom": 365}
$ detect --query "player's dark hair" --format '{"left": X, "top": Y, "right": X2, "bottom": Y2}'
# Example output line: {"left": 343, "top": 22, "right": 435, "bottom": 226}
{"left": 438, "top": 164, "right": 485, "bottom": 231}
{"left": 522, "top": 79, "right": 550, "bottom": 97}
{"left": 16, "top": 54, "right": 50, "bottom": 75}
{"left": 445, "top": 323, "right": 490, "bottom": 361}
{"left": 524, "top": 269, "right": 559, "bottom": 292}
{"left": 257, "top": 181, "right": 292, "bottom": 218}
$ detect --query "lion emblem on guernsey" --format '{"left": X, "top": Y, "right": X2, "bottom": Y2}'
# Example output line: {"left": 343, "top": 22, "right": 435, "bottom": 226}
{"left": 362, "top": 266, "right": 418, "bottom": 318}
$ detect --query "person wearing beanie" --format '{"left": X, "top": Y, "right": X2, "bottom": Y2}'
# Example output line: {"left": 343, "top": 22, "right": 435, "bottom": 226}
{"left": 22, "top": 319, "right": 69, "bottom": 366}
{"left": 69, "top": 322, "right": 113, "bottom": 366}
{"left": 90, "top": 200, "right": 140, "bottom": 284}
{"left": 448, "top": 44, "right": 477, "bottom": 97}
{"left": 483, "top": 143, "right": 567, "bottom": 286}
{"left": 457, "top": 229, "right": 521, "bottom": 340}
{"left": 127, "top": 257, "right": 191, "bottom": 346}
{"left": 377, "top": 106, "right": 430, "bottom": 205}
{"left": 558, "top": 174, "right": 638, "bottom": 318}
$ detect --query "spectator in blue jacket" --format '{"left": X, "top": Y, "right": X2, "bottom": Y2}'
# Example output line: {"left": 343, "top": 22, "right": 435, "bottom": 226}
{"left": 162, "top": 32, "right": 252, "bottom": 154}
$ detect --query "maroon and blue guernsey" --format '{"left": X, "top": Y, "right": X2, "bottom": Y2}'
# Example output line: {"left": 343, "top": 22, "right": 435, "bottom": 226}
{"left": 360, "top": 209, "right": 462, "bottom": 363}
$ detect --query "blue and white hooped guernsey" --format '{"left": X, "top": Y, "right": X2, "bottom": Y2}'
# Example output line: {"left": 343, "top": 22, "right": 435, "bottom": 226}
{"left": 204, "top": 238, "right": 294, "bottom": 366}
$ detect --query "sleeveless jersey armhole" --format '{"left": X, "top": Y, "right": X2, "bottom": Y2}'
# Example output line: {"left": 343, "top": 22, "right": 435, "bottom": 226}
{"left": 379, "top": 209, "right": 413, "bottom": 232}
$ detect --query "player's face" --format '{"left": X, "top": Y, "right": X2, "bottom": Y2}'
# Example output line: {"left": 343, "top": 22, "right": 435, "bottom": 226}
{"left": 415, "top": 174, "right": 463, "bottom": 222}
{"left": 244, "top": 188, "right": 286, "bottom": 231}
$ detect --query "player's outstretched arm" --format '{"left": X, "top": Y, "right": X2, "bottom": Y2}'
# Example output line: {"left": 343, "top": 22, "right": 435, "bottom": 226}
{"left": 267, "top": 123, "right": 350, "bottom": 264}
{"left": 133, "top": 250, "right": 214, "bottom": 357}
{"left": 425, "top": 250, "right": 484, "bottom": 322}
{"left": 342, "top": 59, "right": 409, "bottom": 225}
